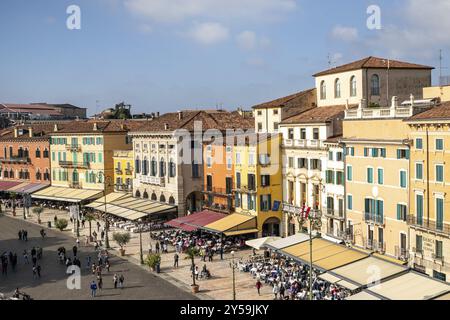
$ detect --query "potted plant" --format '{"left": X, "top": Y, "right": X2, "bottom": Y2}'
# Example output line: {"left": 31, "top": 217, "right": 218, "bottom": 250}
{"left": 113, "top": 232, "right": 131, "bottom": 256}
{"left": 84, "top": 213, "right": 96, "bottom": 242}
{"left": 32, "top": 207, "right": 44, "bottom": 224}
{"left": 186, "top": 247, "right": 200, "bottom": 294}
{"left": 145, "top": 253, "right": 161, "bottom": 272}
{"left": 55, "top": 218, "right": 69, "bottom": 232}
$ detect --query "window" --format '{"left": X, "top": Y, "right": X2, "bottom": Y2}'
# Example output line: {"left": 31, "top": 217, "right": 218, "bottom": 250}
{"left": 436, "top": 198, "right": 444, "bottom": 230}
{"left": 261, "top": 175, "right": 271, "bottom": 187}
{"left": 247, "top": 195, "right": 256, "bottom": 211}
{"left": 300, "top": 129, "right": 306, "bottom": 140}
{"left": 400, "top": 170, "right": 407, "bottom": 188}
{"left": 98, "top": 153, "right": 103, "bottom": 163}
{"left": 334, "top": 78, "right": 341, "bottom": 98}
{"left": 313, "top": 128, "right": 319, "bottom": 140}
{"left": 206, "top": 175, "right": 213, "bottom": 191}
{"left": 235, "top": 193, "right": 241, "bottom": 208}
{"left": 159, "top": 158, "right": 166, "bottom": 177}
{"left": 328, "top": 152, "right": 333, "bottom": 161}
{"left": 236, "top": 172, "right": 241, "bottom": 189}
{"left": 249, "top": 154, "right": 255, "bottom": 166}
{"left": 142, "top": 157, "right": 149, "bottom": 175}
{"left": 397, "top": 149, "right": 410, "bottom": 160}
{"left": 169, "top": 159, "right": 176, "bottom": 177}
{"left": 435, "top": 240, "right": 443, "bottom": 259}
{"left": 260, "top": 194, "right": 272, "bottom": 211}
{"left": 273, "top": 122, "right": 279, "bottom": 130}
{"left": 320, "top": 81, "right": 326, "bottom": 100}
{"left": 415, "top": 163, "right": 423, "bottom": 180}
{"left": 326, "top": 170, "right": 334, "bottom": 184}
{"left": 436, "top": 138, "right": 444, "bottom": 151}
{"left": 416, "top": 194, "right": 424, "bottom": 225}
{"left": 380, "top": 148, "right": 386, "bottom": 158}
{"left": 378, "top": 168, "right": 384, "bottom": 185}
{"left": 346, "top": 147, "right": 355, "bottom": 156}
{"left": 151, "top": 158, "right": 157, "bottom": 176}
{"left": 347, "top": 166, "right": 353, "bottom": 181}
{"left": 336, "top": 172, "right": 344, "bottom": 186}
{"left": 311, "top": 159, "right": 321, "bottom": 170}
{"left": 35, "top": 148, "right": 41, "bottom": 158}
{"left": 248, "top": 174, "right": 256, "bottom": 191}
{"left": 273, "top": 109, "right": 279, "bottom": 115}
{"left": 52, "top": 152, "right": 55, "bottom": 162}
{"left": 416, "top": 138, "right": 423, "bottom": 150}
{"left": 206, "top": 156, "right": 212, "bottom": 168}
{"left": 257, "top": 111, "right": 262, "bottom": 116}
{"left": 259, "top": 154, "right": 270, "bottom": 166}
{"left": 364, "top": 148, "right": 369, "bottom": 157}
{"left": 416, "top": 235, "right": 423, "bottom": 253}
{"left": 372, "top": 148, "right": 379, "bottom": 157}
{"left": 236, "top": 153, "right": 241, "bottom": 165}
{"left": 288, "top": 157, "right": 294, "bottom": 168}
{"left": 350, "top": 76, "right": 357, "bottom": 97}
{"left": 226, "top": 156, "right": 232, "bottom": 170}
{"left": 288, "top": 128, "right": 294, "bottom": 140}
{"left": 298, "top": 158, "right": 308, "bottom": 169}
{"left": 436, "top": 165, "right": 444, "bottom": 182}
{"left": 336, "top": 152, "right": 343, "bottom": 161}
{"left": 257, "top": 123, "right": 263, "bottom": 132}
{"left": 371, "top": 74, "right": 380, "bottom": 96}
{"left": 192, "top": 162, "right": 199, "bottom": 178}
{"left": 367, "top": 167, "right": 374, "bottom": 183}
{"left": 347, "top": 195, "right": 353, "bottom": 210}
{"left": 397, "top": 204, "right": 407, "bottom": 221}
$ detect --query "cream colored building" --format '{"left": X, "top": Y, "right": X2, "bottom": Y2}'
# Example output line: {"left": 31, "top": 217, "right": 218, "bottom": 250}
{"left": 314, "top": 56, "right": 433, "bottom": 108}
{"left": 405, "top": 101, "right": 450, "bottom": 282}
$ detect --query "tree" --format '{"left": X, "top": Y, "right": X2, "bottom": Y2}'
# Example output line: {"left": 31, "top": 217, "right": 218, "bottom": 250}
{"left": 145, "top": 254, "right": 161, "bottom": 271}
{"left": 84, "top": 213, "right": 96, "bottom": 238}
{"left": 55, "top": 219, "right": 68, "bottom": 231}
{"left": 32, "top": 207, "right": 44, "bottom": 224}
{"left": 186, "top": 247, "right": 200, "bottom": 287}
{"left": 113, "top": 232, "right": 131, "bottom": 250}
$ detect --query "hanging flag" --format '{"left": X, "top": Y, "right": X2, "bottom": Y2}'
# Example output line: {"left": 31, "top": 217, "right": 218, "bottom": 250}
{"left": 303, "top": 206, "right": 311, "bottom": 220}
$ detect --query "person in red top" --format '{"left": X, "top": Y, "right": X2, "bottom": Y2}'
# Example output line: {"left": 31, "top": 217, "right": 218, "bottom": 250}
{"left": 256, "top": 279, "right": 262, "bottom": 295}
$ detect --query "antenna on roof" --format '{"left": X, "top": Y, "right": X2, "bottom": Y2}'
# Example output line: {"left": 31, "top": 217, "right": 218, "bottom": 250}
{"left": 438, "top": 49, "right": 449, "bottom": 86}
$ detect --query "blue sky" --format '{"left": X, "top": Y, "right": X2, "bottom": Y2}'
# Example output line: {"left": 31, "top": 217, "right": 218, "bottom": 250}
{"left": 0, "top": 0, "right": 449, "bottom": 116}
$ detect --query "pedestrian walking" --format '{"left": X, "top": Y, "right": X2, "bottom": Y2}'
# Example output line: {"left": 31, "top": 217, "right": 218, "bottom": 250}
{"left": 92, "top": 231, "right": 97, "bottom": 241}
{"left": 86, "top": 256, "right": 91, "bottom": 270}
{"left": 148, "top": 243, "right": 153, "bottom": 255}
{"left": 272, "top": 282, "right": 280, "bottom": 300}
{"left": 23, "top": 250, "right": 29, "bottom": 264}
{"left": 73, "top": 245, "right": 78, "bottom": 257}
{"left": 32, "top": 266, "right": 37, "bottom": 279}
{"left": 24, "top": 230, "right": 28, "bottom": 242}
{"left": 54, "top": 215, "right": 58, "bottom": 225}
{"left": 36, "top": 265, "right": 41, "bottom": 278}
{"left": 174, "top": 253, "right": 179, "bottom": 268}
{"left": 90, "top": 281, "right": 97, "bottom": 298}
{"left": 256, "top": 280, "right": 262, "bottom": 296}
{"left": 279, "top": 282, "right": 285, "bottom": 300}
{"left": 76, "top": 238, "right": 80, "bottom": 247}
{"left": 113, "top": 274, "right": 118, "bottom": 289}
{"left": 105, "top": 262, "right": 110, "bottom": 273}
{"left": 119, "top": 274, "right": 124, "bottom": 289}
{"left": 208, "top": 250, "right": 213, "bottom": 262}
{"left": 97, "top": 275, "right": 103, "bottom": 291}
{"left": 18, "top": 230, "right": 23, "bottom": 241}
{"left": 219, "top": 245, "right": 224, "bottom": 260}
{"left": 101, "top": 230, "right": 105, "bottom": 240}
{"left": 155, "top": 242, "right": 160, "bottom": 254}
{"left": 97, "top": 221, "right": 101, "bottom": 232}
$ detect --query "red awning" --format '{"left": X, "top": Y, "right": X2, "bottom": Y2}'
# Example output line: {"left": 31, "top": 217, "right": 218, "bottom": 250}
{"left": 0, "top": 181, "right": 23, "bottom": 191}
{"left": 166, "top": 210, "right": 227, "bottom": 232}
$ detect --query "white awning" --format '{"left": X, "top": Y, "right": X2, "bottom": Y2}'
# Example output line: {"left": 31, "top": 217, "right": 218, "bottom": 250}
{"left": 346, "top": 291, "right": 382, "bottom": 300}
{"left": 264, "top": 233, "right": 310, "bottom": 250}
{"left": 245, "top": 237, "right": 281, "bottom": 250}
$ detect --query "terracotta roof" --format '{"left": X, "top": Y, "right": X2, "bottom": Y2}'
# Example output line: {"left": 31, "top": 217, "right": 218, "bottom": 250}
{"left": 0, "top": 123, "right": 56, "bottom": 140}
{"left": 252, "top": 88, "right": 317, "bottom": 109}
{"left": 130, "top": 110, "right": 254, "bottom": 133}
{"left": 406, "top": 101, "right": 450, "bottom": 121}
{"left": 281, "top": 105, "right": 348, "bottom": 124}
{"left": 0, "top": 104, "right": 63, "bottom": 116}
{"left": 47, "top": 119, "right": 147, "bottom": 134}
{"left": 324, "top": 135, "right": 343, "bottom": 143}
{"left": 313, "top": 56, "right": 434, "bottom": 77}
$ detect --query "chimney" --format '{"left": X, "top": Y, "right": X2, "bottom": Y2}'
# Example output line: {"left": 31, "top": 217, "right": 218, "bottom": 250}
{"left": 54, "top": 124, "right": 58, "bottom": 132}
{"left": 93, "top": 122, "right": 98, "bottom": 131}
{"left": 164, "top": 123, "right": 169, "bottom": 130}
{"left": 28, "top": 127, "right": 33, "bottom": 138}
{"left": 14, "top": 128, "right": 18, "bottom": 138}
{"left": 178, "top": 111, "right": 183, "bottom": 120}
{"left": 391, "top": 96, "right": 398, "bottom": 109}
{"left": 410, "top": 94, "right": 415, "bottom": 107}
{"left": 156, "top": 112, "right": 160, "bottom": 117}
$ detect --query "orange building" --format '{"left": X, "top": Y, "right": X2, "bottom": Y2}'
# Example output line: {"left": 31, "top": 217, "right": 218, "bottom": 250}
{"left": 0, "top": 124, "right": 53, "bottom": 192}
{"left": 202, "top": 142, "right": 235, "bottom": 214}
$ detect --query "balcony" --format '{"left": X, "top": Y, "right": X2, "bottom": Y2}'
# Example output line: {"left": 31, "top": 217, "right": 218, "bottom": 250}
{"left": 324, "top": 209, "right": 345, "bottom": 220}
{"left": 139, "top": 175, "right": 165, "bottom": 187}
{"left": 115, "top": 184, "right": 132, "bottom": 193}
{"left": 345, "top": 106, "right": 426, "bottom": 120}
{"left": 282, "top": 203, "right": 322, "bottom": 218}
{"left": 407, "top": 215, "right": 450, "bottom": 236}
{"left": 125, "top": 168, "right": 133, "bottom": 175}
{"left": 115, "top": 168, "right": 123, "bottom": 175}
{"left": 395, "top": 246, "right": 409, "bottom": 261}
{"left": 233, "top": 185, "right": 257, "bottom": 194}
{"left": 0, "top": 156, "right": 31, "bottom": 164}
{"left": 59, "top": 161, "right": 90, "bottom": 169}
{"left": 203, "top": 202, "right": 233, "bottom": 214}
{"left": 431, "top": 253, "right": 445, "bottom": 264}
{"left": 364, "top": 213, "right": 385, "bottom": 226}
{"left": 282, "top": 139, "right": 327, "bottom": 150}
{"left": 203, "top": 186, "right": 233, "bottom": 196}
{"left": 65, "top": 144, "right": 81, "bottom": 152}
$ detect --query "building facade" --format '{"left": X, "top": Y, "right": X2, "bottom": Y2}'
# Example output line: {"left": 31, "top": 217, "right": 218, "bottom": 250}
{"left": 405, "top": 102, "right": 450, "bottom": 282}
{"left": 113, "top": 150, "right": 134, "bottom": 193}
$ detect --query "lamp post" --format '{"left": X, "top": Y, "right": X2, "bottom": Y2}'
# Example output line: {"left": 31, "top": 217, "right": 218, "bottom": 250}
{"left": 229, "top": 251, "right": 237, "bottom": 301}
{"left": 103, "top": 176, "right": 112, "bottom": 249}
{"left": 138, "top": 218, "right": 144, "bottom": 264}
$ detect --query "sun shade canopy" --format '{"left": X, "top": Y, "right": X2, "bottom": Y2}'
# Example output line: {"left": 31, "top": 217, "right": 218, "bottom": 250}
{"left": 345, "top": 291, "right": 382, "bottom": 300}
{"left": 245, "top": 237, "right": 281, "bottom": 250}
{"left": 202, "top": 213, "right": 257, "bottom": 236}
{"left": 281, "top": 238, "right": 368, "bottom": 271}
{"left": 86, "top": 193, "right": 177, "bottom": 221}
{"left": 0, "top": 182, "right": 49, "bottom": 194}
{"left": 32, "top": 186, "right": 103, "bottom": 203}
{"left": 165, "top": 210, "right": 227, "bottom": 232}
{"left": 264, "top": 233, "right": 310, "bottom": 251}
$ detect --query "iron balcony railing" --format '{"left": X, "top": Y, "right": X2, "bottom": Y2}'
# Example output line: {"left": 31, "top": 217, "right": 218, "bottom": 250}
{"left": 65, "top": 144, "right": 81, "bottom": 152}
{"left": 0, "top": 156, "right": 31, "bottom": 164}
{"left": 203, "top": 186, "right": 233, "bottom": 196}
{"left": 364, "top": 212, "right": 385, "bottom": 226}
{"left": 59, "top": 161, "right": 90, "bottom": 169}
{"left": 407, "top": 215, "right": 450, "bottom": 235}
{"left": 324, "top": 208, "right": 345, "bottom": 220}
{"left": 395, "top": 246, "right": 409, "bottom": 261}
{"left": 115, "top": 184, "right": 132, "bottom": 193}
{"left": 431, "top": 253, "right": 444, "bottom": 261}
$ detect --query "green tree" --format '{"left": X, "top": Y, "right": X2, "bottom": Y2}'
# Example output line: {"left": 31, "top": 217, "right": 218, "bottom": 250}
{"left": 32, "top": 207, "right": 44, "bottom": 224}
{"left": 186, "top": 247, "right": 200, "bottom": 287}
{"left": 55, "top": 218, "right": 69, "bottom": 231}
{"left": 113, "top": 232, "right": 131, "bottom": 250}
{"left": 84, "top": 213, "right": 96, "bottom": 238}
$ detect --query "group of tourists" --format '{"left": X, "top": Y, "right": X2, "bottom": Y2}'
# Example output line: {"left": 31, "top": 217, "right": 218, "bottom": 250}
{"left": 1, "top": 252, "right": 17, "bottom": 275}
{"left": 18, "top": 229, "right": 29, "bottom": 242}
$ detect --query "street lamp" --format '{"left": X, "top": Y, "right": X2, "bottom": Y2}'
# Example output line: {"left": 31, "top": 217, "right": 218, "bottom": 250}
{"left": 229, "top": 251, "right": 237, "bottom": 301}
{"left": 103, "top": 176, "right": 112, "bottom": 249}
{"left": 138, "top": 218, "right": 144, "bottom": 264}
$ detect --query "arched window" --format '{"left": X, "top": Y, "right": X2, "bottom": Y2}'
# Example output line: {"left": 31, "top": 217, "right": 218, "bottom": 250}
{"left": 4, "top": 169, "right": 9, "bottom": 178}
{"left": 44, "top": 169, "right": 50, "bottom": 181}
{"left": 320, "top": 81, "right": 326, "bottom": 100}
{"left": 135, "top": 190, "right": 141, "bottom": 198}
{"left": 135, "top": 156, "right": 141, "bottom": 174}
{"left": 36, "top": 169, "right": 41, "bottom": 181}
{"left": 350, "top": 76, "right": 357, "bottom": 97}
{"left": 9, "top": 169, "right": 14, "bottom": 179}
{"left": 371, "top": 74, "right": 380, "bottom": 96}
{"left": 142, "top": 157, "right": 149, "bottom": 175}
{"left": 169, "top": 196, "right": 175, "bottom": 205}
{"left": 73, "top": 170, "right": 79, "bottom": 182}
{"left": 35, "top": 148, "right": 41, "bottom": 158}
{"left": 151, "top": 157, "right": 157, "bottom": 176}
{"left": 143, "top": 191, "right": 149, "bottom": 199}
{"left": 24, "top": 148, "right": 29, "bottom": 158}
{"left": 160, "top": 194, "right": 166, "bottom": 203}
{"left": 151, "top": 193, "right": 157, "bottom": 201}
{"left": 43, "top": 148, "right": 49, "bottom": 158}
{"left": 169, "top": 159, "right": 176, "bottom": 178}
{"left": 98, "top": 172, "right": 104, "bottom": 184}
{"left": 160, "top": 158, "right": 166, "bottom": 177}
{"left": 334, "top": 78, "right": 341, "bottom": 98}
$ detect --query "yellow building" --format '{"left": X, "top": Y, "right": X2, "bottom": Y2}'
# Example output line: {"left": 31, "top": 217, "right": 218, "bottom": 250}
{"left": 49, "top": 121, "right": 134, "bottom": 193}
{"left": 405, "top": 101, "right": 450, "bottom": 282}
{"left": 113, "top": 150, "right": 134, "bottom": 193}
{"left": 342, "top": 97, "right": 434, "bottom": 260}
{"left": 233, "top": 133, "right": 283, "bottom": 237}
{"left": 423, "top": 85, "right": 450, "bottom": 102}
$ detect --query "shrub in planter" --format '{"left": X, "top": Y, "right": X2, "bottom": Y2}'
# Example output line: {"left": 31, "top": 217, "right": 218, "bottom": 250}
{"left": 32, "top": 207, "right": 44, "bottom": 224}
{"left": 55, "top": 218, "right": 69, "bottom": 232}
{"left": 145, "top": 254, "right": 161, "bottom": 271}
{"left": 186, "top": 247, "right": 200, "bottom": 293}
{"left": 113, "top": 232, "right": 131, "bottom": 256}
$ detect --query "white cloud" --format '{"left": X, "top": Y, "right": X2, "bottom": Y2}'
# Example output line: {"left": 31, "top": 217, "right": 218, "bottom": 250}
{"left": 186, "top": 22, "right": 229, "bottom": 45}
{"left": 123, "top": 0, "right": 297, "bottom": 23}
{"left": 236, "top": 31, "right": 257, "bottom": 50}
{"left": 331, "top": 25, "right": 359, "bottom": 42}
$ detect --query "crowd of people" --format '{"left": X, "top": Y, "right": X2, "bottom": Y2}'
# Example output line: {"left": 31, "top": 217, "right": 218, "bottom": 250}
{"left": 238, "top": 252, "right": 352, "bottom": 300}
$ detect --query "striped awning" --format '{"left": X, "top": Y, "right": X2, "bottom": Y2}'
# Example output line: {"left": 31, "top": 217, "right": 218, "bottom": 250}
{"left": 32, "top": 186, "right": 103, "bottom": 203}
{"left": 86, "top": 193, "right": 177, "bottom": 221}
{"left": 202, "top": 213, "right": 257, "bottom": 236}
{"left": 0, "top": 181, "right": 49, "bottom": 194}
